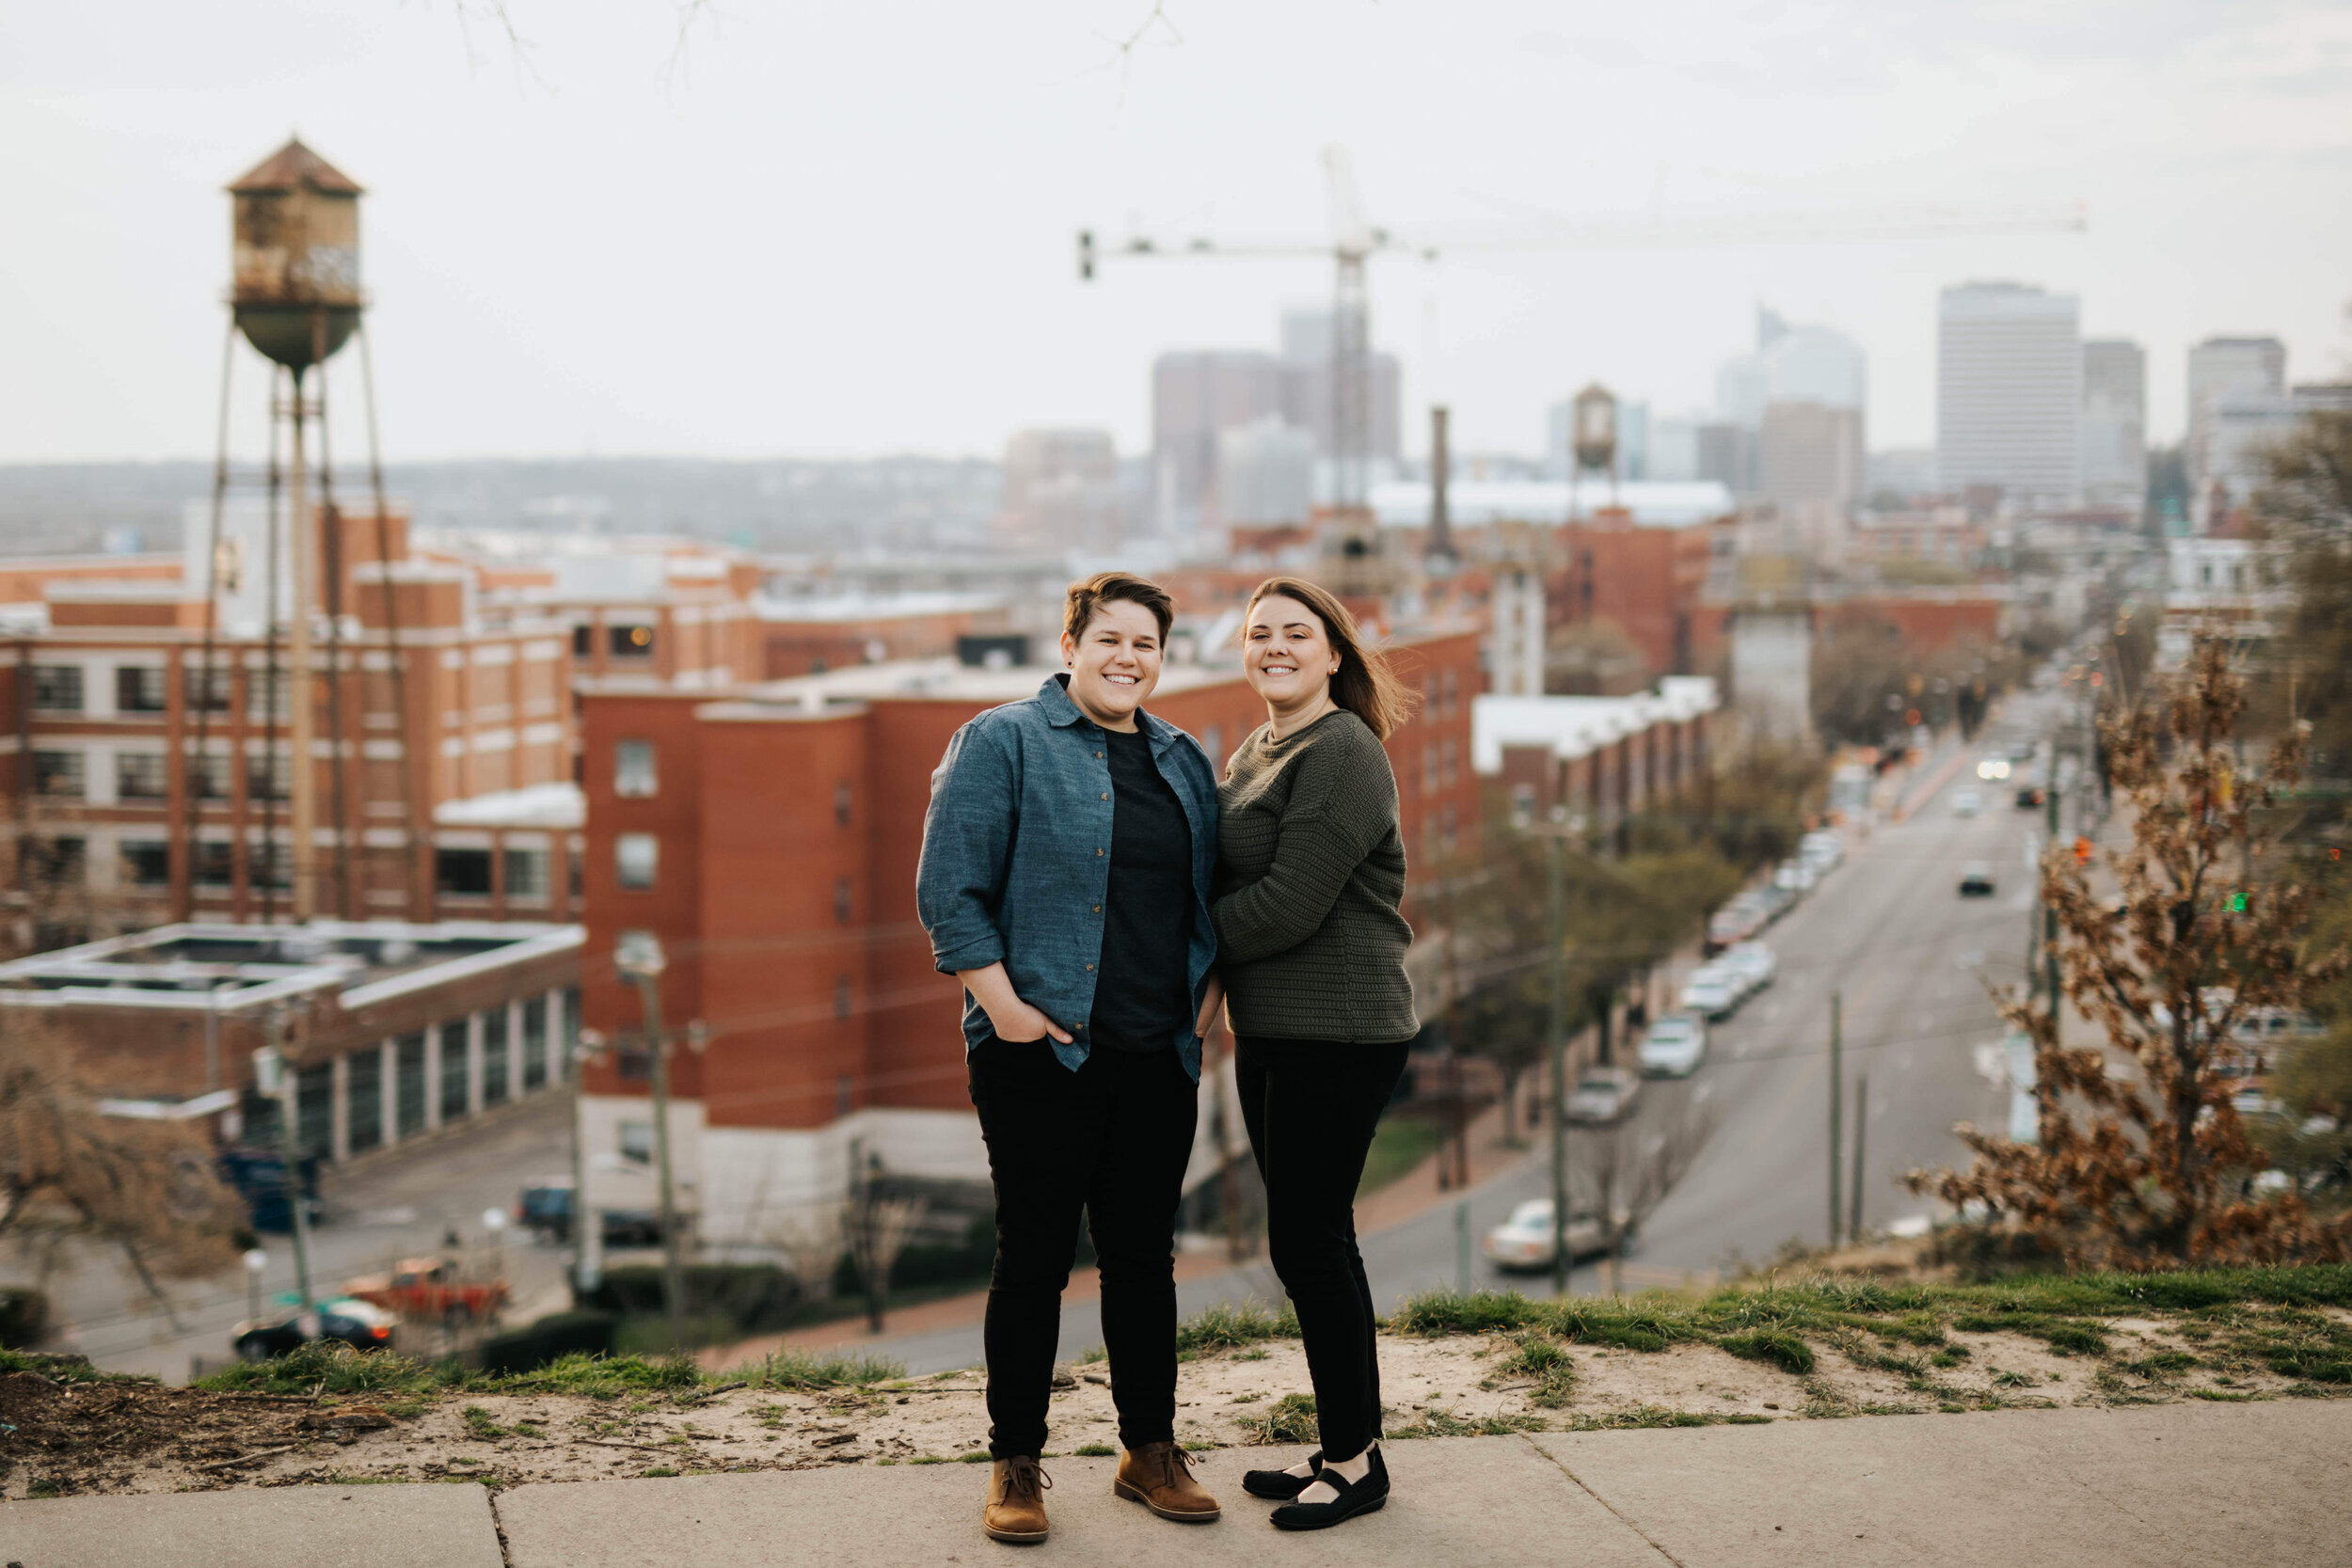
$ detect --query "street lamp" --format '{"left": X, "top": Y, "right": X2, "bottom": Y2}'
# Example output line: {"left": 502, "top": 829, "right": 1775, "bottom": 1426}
{"left": 243, "top": 1246, "right": 268, "bottom": 1324}
{"left": 614, "top": 929, "right": 686, "bottom": 1353}
{"left": 251, "top": 1010, "right": 315, "bottom": 1313}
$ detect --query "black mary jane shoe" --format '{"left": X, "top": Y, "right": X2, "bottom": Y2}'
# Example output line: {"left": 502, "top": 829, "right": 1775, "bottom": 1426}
{"left": 1242, "top": 1450, "right": 1322, "bottom": 1500}
{"left": 1269, "top": 1446, "right": 1389, "bottom": 1531}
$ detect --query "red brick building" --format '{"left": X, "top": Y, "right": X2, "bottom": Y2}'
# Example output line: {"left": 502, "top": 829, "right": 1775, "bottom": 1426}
{"left": 571, "top": 627, "right": 1486, "bottom": 1259}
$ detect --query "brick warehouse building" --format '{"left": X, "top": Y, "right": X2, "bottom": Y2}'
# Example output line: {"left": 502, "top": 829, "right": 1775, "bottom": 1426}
{"left": 571, "top": 625, "right": 1486, "bottom": 1259}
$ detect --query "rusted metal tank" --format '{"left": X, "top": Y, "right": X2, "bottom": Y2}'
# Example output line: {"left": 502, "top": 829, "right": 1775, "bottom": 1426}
{"left": 229, "top": 137, "right": 363, "bottom": 369}
{"left": 1571, "top": 382, "right": 1617, "bottom": 475}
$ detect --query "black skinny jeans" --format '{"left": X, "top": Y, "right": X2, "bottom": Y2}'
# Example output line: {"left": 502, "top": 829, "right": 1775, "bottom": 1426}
{"left": 967, "top": 1037, "right": 1200, "bottom": 1460}
{"left": 1236, "top": 1035, "right": 1411, "bottom": 1464}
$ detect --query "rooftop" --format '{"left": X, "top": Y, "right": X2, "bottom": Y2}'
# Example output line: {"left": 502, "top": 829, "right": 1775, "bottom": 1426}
{"left": 1370, "top": 480, "right": 1735, "bottom": 530}
{"left": 0, "top": 920, "right": 580, "bottom": 1013}
{"left": 1472, "top": 676, "right": 1720, "bottom": 772}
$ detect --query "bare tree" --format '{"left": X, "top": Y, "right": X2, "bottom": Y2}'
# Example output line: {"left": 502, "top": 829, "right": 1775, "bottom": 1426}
{"left": 0, "top": 1018, "right": 244, "bottom": 1323}
{"left": 1909, "top": 637, "right": 2352, "bottom": 1267}
{"left": 1575, "top": 1098, "right": 1719, "bottom": 1296}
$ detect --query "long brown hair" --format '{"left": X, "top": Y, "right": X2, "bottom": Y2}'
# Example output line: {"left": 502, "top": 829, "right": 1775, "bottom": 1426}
{"left": 1244, "top": 577, "right": 1418, "bottom": 740}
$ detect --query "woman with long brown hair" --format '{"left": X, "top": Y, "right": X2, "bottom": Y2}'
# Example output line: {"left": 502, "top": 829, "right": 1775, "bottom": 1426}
{"left": 1209, "top": 576, "right": 1418, "bottom": 1531}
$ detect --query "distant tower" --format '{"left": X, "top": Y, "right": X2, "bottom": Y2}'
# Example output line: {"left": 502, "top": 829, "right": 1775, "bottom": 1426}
{"left": 230, "top": 140, "right": 364, "bottom": 370}
{"left": 1566, "top": 383, "right": 1618, "bottom": 520}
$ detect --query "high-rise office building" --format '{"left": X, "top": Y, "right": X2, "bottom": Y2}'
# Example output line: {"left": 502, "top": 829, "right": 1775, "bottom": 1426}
{"left": 2079, "top": 338, "right": 2147, "bottom": 509}
{"left": 2185, "top": 337, "right": 2286, "bottom": 494}
{"left": 999, "top": 427, "right": 1121, "bottom": 552}
{"left": 1936, "top": 281, "right": 2081, "bottom": 504}
{"left": 1758, "top": 402, "right": 1865, "bottom": 513}
{"left": 1715, "top": 305, "right": 1865, "bottom": 430}
{"left": 1215, "top": 416, "right": 1314, "bottom": 527}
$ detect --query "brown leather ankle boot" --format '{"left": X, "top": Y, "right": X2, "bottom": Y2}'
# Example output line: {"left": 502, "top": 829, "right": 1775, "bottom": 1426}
{"left": 983, "top": 1455, "right": 1052, "bottom": 1544}
{"left": 1114, "top": 1441, "right": 1221, "bottom": 1523}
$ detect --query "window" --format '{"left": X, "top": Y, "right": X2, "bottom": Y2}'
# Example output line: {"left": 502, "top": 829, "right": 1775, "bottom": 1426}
{"left": 32, "top": 752, "right": 85, "bottom": 798}
{"left": 26, "top": 837, "right": 85, "bottom": 889}
{"left": 834, "top": 782, "right": 854, "bottom": 827}
{"left": 521, "top": 997, "right": 549, "bottom": 1091}
{"left": 438, "top": 1020, "right": 470, "bottom": 1122}
{"left": 609, "top": 625, "right": 656, "bottom": 658}
{"left": 118, "top": 752, "right": 169, "bottom": 800}
{"left": 183, "top": 664, "right": 233, "bottom": 712}
{"left": 395, "top": 1032, "right": 428, "bottom": 1138}
{"left": 249, "top": 842, "right": 292, "bottom": 890}
{"left": 1421, "top": 745, "right": 1438, "bottom": 794}
{"left": 121, "top": 840, "right": 170, "bottom": 888}
{"left": 571, "top": 625, "right": 592, "bottom": 658}
{"left": 116, "top": 666, "right": 168, "bottom": 714}
{"left": 435, "top": 847, "right": 494, "bottom": 896}
{"left": 247, "top": 752, "right": 291, "bottom": 800}
{"left": 1442, "top": 801, "right": 1460, "bottom": 857}
{"left": 1440, "top": 737, "right": 1458, "bottom": 789}
{"left": 481, "top": 1007, "right": 510, "bottom": 1109}
{"left": 503, "top": 847, "right": 548, "bottom": 901}
{"left": 31, "top": 665, "right": 83, "bottom": 712}
{"left": 346, "top": 1051, "right": 383, "bottom": 1155}
{"left": 294, "top": 1063, "right": 333, "bottom": 1156}
{"left": 188, "top": 752, "right": 232, "bottom": 799}
{"left": 192, "top": 840, "right": 234, "bottom": 887}
{"left": 615, "top": 832, "right": 659, "bottom": 890}
{"left": 834, "top": 876, "right": 853, "bottom": 926}
{"left": 1510, "top": 784, "right": 1536, "bottom": 829}
{"left": 614, "top": 739, "right": 658, "bottom": 799}
{"left": 1443, "top": 668, "right": 1460, "bottom": 716}
{"left": 618, "top": 1120, "right": 654, "bottom": 1164}
{"left": 834, "top": 975, "right": 853, "bottom": 1021}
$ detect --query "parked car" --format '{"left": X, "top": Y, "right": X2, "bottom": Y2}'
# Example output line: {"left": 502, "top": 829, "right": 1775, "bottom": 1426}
{"left": 1720, "top": 941, "right": 1778, "bottom": 994}
{"left": 1958, "top": 861, "right": 1996, "bottom": 896}
{"left": 2008, "top": 740, "right": 2036, "bottom": 762}
{"left": 1678, "top": 970, "right": 1740, "bottom": 1020}
{"left": 1481, "top": 1199, "right": 1627, "bottom": 1272}
{"left": 516, "top": 1181, "right": 665, "bottom": 1247}
{"left": 1975, "top": 756, "right": 2012, "bottom": 782}
{"left": 1757, "top": 881, "right": 1797, "bottom": 922}
{"left": 1565, "top": 1067, "right": 1643, "bottom": 1125}
{"left": 1952, "top": 788, "right": 1982, "bottom": 817}
{"left": 232, "top": 1296, "right": 398, "bottom": 1362}
{"left": 2015, "top": 779, "right": 2046, "bottom": 809}
{"left": 1637, "top": 1012, "right": 1709, "bottom": 1078}
{"left": 1772, "top": 859, "right": 1818, "bottom": 896}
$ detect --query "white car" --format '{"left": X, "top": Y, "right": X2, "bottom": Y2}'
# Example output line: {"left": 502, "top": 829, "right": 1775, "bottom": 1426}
{"left": 1772, "top": 859, "right": 1817, "bottom": 895}
{"left": 1565, "top": 1067, "right": 1642, "bottom": 1125}
{"left": 1678, "top": 970, "right": 1740, "bottom": 1020}
{"left": 1638, "top": 1012, "right": 1708, "bottom": 1077}
{"left": 1720, "top": 942, "right": 1777, "bottom": 994}
{"left": 1952, "top": 787, "right": 1982, "bottom": 817}
{"left": 1799, "top": 831, "right": 1843, "bottom": 871}
{"left": 1481, "top": 1198, "right": 1620, "bottom": 1272}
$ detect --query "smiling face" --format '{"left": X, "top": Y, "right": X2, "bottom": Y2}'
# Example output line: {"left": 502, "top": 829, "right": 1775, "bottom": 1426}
{"left": 1243, "top": 594, "right": 1340, "bottom": 718}
{"left": 1059, "top": 596, "right": 1164, "bottom": 732}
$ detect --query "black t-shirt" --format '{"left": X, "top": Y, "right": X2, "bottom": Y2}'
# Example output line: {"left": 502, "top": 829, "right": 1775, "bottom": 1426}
{"left": 1090, "top": 724, "right": 1194, "bottom": 1053}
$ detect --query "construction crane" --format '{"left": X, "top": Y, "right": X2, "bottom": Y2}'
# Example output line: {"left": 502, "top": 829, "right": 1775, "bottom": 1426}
{"left": 1077, "top": 147, "right": 2086, "bottom": 510}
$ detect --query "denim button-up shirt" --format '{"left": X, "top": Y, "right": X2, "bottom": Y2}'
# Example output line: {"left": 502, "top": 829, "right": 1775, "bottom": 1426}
{"left": 917, "top": 673, "right": 1219, "bottom": 1081}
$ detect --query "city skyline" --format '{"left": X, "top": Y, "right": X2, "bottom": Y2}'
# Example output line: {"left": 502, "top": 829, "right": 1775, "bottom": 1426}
{"left": 4, "top": 1, "right": 2349, "bottom": 466}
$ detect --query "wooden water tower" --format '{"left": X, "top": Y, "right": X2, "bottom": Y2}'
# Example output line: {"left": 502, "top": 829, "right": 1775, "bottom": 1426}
{"left": 229, "top": 138, "right": 364, "bottom": 369}
{"left": 183, "top": 136, "right": 422, "bottom": 928}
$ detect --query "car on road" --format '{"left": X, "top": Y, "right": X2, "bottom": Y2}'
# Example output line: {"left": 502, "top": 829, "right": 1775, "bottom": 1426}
{"left": 343, "top": 1258, "right": 511, "bottom": 1326}
{"left": 1952, "top": 787, "right": 1982, "bottom": 817}
{"left": 232, "top": 1296, "right": 398, "bottom": 1362}
{"left": 1678, "top": 969, "right": 1740, "bottom": 1020}
{"left": 2008, "top": 740, "right": 2036, "bottom": 762}
{"left": 1565, "top": 1067, "right": 1643, "bottom": 1125}
{"left": 1799, "top": 830, "right": 1843, "bottom": 874}
{"left": 1637, "top": 1012, "right": 1709, "bottom": 1077}
{"left": 1958, "top": 861, "right": 1996, "bottom": 896}
{"left": 1975, "top": 756, "right": 2012, "bottom": 782}
{"left": 1720, "top": 941, "right": 1778, "bottom": 995}
{"left": 1481, "top": 1198, "right": 1627, "bottom": 1271}
{"left": 1773, "top": 859, "right": 1818, "bottom": 896}
{"left": 1757, "top": 881, "right": 1797, "bottom": 922}
{"left": 516, "top": 1181, "right": 665, "bottom": 1247}
{"left": 2015, "top": 778, "right": 2046, "bottom": 809}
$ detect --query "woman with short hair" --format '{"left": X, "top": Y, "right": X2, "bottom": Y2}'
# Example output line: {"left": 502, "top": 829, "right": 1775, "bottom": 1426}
{"left": 1212, "top": 576, "right": 1420, "bottom": 1531}
{"left": 917, "top": 571, "right": 1225, "bottom": 1545}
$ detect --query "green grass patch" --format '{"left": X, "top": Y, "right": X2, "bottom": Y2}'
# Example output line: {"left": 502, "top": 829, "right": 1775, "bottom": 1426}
{"left": 1358, "top": 1116, "right": 1441, "bottom": 1196}
{"left": 909, "top": 1454, "right": 950, "bottom": 1465}
{"left": 641, "top": 1466, "right": 679, "bottom": 1478}
{"left": 1717, "top": 1330, "right": 1815, "bottom": 1375}
{"left": 1499, "top": 1333, "right": 1580, "bottom": 1407}
{"left": 1392, "top": 1406, "right": 1549, "bottom": 1438}
{"left": 193, "top": 1338, "right": 901, "bottom": 1402}
{"left": 2189, "top": 1387, "right": 2260, "bottom": 1402}
{"left": 1073, "top": 1443, "right": 1116, "bottom": 1457}
{"left": 1175, "top": 1299, "right": 1301, "bottom": 1353}
{"left": 958, "top": 1450, "right": 991, "bottom": 1464}
{"left": 746, "top": 1349, "right": 905, "bottom": 1389}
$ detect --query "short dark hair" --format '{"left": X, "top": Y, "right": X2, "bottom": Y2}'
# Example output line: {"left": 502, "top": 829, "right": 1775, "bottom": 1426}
{"left": 1063, "top": 571, "right": 1174, "bottom": 643}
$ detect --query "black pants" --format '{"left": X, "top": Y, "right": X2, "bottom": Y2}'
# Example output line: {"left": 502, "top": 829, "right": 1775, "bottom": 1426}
{"left": 967, "top": 1037, "right": 1199, "bottom": 1460}
{"left": 1236, "top": 1035, "right": 1411, "bottom": 1464}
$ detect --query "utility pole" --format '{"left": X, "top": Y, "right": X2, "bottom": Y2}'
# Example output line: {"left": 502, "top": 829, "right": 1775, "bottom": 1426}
{"left": 256, "top": 1006, "right": 315, "bottom": 1314}
{"left": 1827, "top": 990, "right": 1843, "bottom": 1250}
{"left": 615, "top": 931, "right": 685, "bottom": 1352}
{"left": 2043, "top": 777, "right": 2063, "bottom": 1009}
{"left": 1546, "top": 821, "right": 1571, "bottom": 1296}
{"left": 1849, "top": 1073, "right": 1868, "bottom": 1243}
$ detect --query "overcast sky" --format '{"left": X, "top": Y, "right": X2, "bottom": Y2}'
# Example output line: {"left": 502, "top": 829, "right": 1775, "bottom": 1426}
{"left": 4, "top": 1, "right": 2348, "bottom": 467}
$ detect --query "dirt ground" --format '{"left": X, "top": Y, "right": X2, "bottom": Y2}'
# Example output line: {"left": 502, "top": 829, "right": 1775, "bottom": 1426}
{"left": 7, "top": 1309, "right": 2344, "bottom": 1500}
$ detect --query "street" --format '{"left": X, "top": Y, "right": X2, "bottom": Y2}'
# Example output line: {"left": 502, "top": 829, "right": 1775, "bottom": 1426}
{"left": 859, "top": 701, "right": 2064, "bottom": 1374}
{"left": 46, "top": 1093, "right": 578, "bottom": 1382}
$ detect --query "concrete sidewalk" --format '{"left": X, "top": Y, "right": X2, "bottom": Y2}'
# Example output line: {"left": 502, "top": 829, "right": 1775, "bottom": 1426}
{"left": 7, "top": 1400, "right": 2346, "bottom": 1567}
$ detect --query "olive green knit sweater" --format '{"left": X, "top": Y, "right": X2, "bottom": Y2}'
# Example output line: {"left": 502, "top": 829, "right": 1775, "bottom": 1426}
{"left": 1211, "top": 707, "right": 1419, "bottom": 1043}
